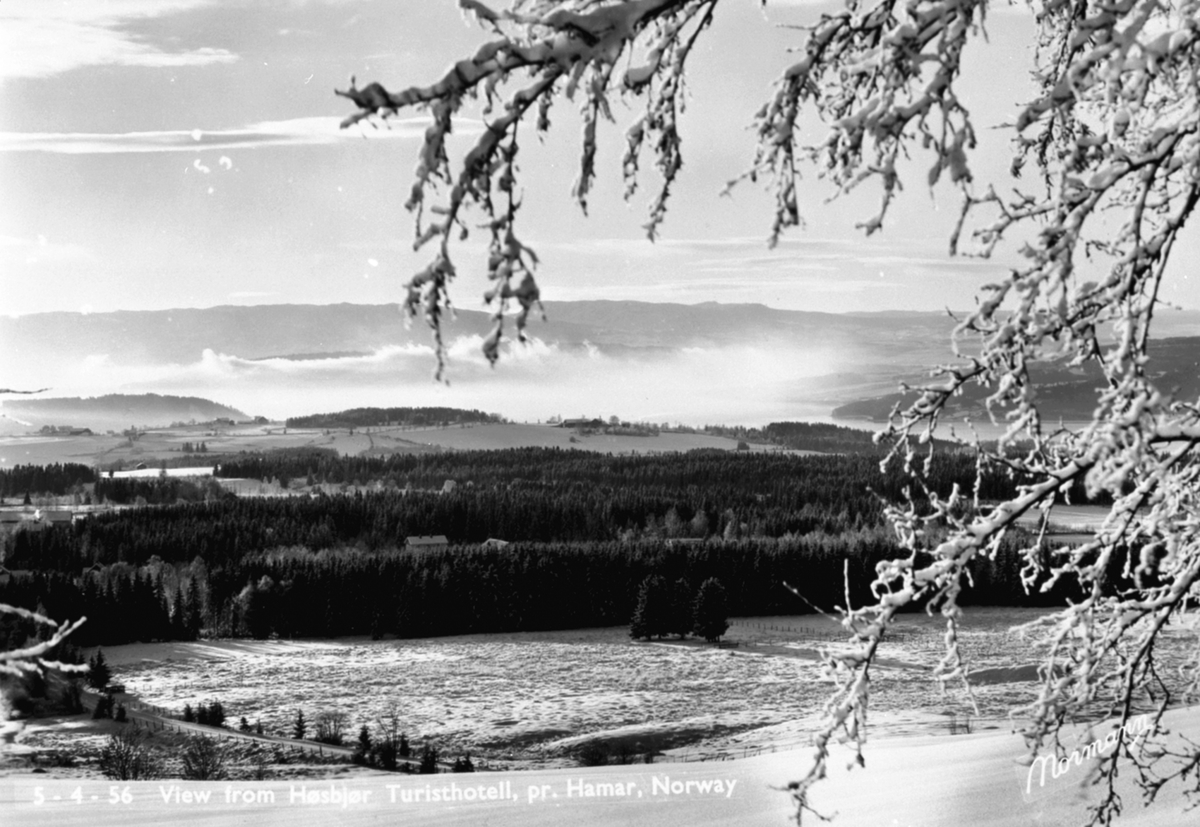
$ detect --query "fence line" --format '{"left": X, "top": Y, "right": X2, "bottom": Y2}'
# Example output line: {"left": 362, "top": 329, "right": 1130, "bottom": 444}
{"left": 730, "top": 620, "right": 915, "bottom": 643}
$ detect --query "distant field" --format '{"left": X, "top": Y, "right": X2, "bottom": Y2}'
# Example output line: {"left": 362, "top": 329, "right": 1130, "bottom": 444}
{"left": 0, "top": 423, "right": 790, "bottom": 468}
{"left": 0, "top": 435, "right": 125, "bottom": 468}
{"left": 380, "top": 423, "right": 790, "bottom": 455}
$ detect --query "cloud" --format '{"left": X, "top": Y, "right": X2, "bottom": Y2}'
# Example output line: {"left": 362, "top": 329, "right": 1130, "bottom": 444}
{"left": 15, "top": 336, "right": 843, "bottom": 426}
{"left": 0, "top": 234, "right": 94, "bottom": 266}
{"left": 0, "top": 116, "right": 472, "bottom": 154}
{"left": 0, "top": 1, "right": 236, "bottom": 80}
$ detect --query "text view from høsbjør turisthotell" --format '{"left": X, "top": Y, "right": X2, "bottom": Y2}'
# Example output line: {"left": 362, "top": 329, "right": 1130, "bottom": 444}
{"left": 16, "top": 772, "right": 743, "bottom": 814}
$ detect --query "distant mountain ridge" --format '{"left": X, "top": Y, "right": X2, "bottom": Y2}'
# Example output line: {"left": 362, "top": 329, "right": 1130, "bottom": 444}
{"left": 8, "top": 300, "right": 1200, "bottom": 365}
{"left": 833, "top": 337, "right": 1200, "bottom": 422}
{"left": 0, "top": 394, "right": 248, "bottom": 432}
{"left": 5, "top": 301, "right": 1200, "bottom": 425}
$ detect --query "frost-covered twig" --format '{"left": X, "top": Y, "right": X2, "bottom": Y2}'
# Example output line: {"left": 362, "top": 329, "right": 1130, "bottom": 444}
{"left": 340, "top": 2, "right": 1200, "bottom": 824}
{"left": 0, "top": 603, "right": 87, "bottom": 679}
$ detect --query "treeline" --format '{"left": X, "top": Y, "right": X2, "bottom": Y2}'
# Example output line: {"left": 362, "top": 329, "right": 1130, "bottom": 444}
{"left": 6, "top": 451, "right": 1028, "bottom": 571}
{"left": 0, "top": 530, "right": 1086, "bottom": 649}
{"left": 761, "top": 421, "right": 959, "bottom": 453}
{"left": 0, "top": 463, "right": 96, "bottom": 498}
{"left": 215, "top": 447, "right": 1017, "bottom": 501}
{"left": 90, "top": 476, "right": 227, "bottom": 506}
{"left": 285, "top": 407, "right": 503, "bottom": 429}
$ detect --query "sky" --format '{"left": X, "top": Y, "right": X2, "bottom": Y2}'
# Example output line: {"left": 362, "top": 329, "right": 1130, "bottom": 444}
{"left": 2, "top": 1, "right": 1198, "bottom": 321}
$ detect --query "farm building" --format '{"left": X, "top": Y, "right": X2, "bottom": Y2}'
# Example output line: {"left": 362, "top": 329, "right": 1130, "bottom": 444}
{"left": 406, "top": 535, "right": 449, "bottom": 550}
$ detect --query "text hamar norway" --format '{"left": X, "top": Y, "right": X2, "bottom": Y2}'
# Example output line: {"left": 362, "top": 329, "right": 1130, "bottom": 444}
{"left": 564, "top": 776, "right": 737, "bottom": 799}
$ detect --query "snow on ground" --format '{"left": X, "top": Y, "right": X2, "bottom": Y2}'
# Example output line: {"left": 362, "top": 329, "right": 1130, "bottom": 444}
{"left": 93, "top": 609, "right": 1198, "bottom": 768}
{"left": 111, "top": 466, "right": 214, "bottom": 478}
{"left": 6, "top": 609, "right": 1200, "bottom": 825}
{"left": 5, "top": 705, "right": 1200, "bottom": 827}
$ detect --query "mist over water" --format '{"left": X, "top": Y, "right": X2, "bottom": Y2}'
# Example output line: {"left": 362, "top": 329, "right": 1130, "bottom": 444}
{"left": 11, "top": 336, "right": 845, "bottom": 427}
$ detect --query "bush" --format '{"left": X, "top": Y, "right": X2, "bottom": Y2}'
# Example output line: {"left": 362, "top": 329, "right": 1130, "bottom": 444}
{"left": 314, "top": 710, "right": 347, "bottom": 746}
{"left": 577, "top": 742, "right": 609, "bottom": 767}
{"left": 114, "top": 703, "right": 127, "bottom": 723}
{"left": 40, "top": 750, "right": 77, "bottom": 768}
{"left": 372, "top": 741, "right": 397, "bottom": 771}
{"left": 418, "top": 742, "right": 439, "bottom": 774}
{"left": 58, "top": 680, "right": 84, "bottom": 714}
{"left": 180, "top": 736, "right": 228, "bottom": 780}
{"left": 99, "top": 729, "right": 161, "bottom": 780}
{"left": 92, "top": 693, "right": 115, "bottom": 720}
{"left": 194, "top": 700, "right": 225, "bottom": 728}
{"left": 452, "top": 754, "right": 475, "bottom": 773}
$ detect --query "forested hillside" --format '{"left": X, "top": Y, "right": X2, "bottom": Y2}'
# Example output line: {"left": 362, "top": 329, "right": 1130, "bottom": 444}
{"left": 0, "top": 449, "right": 1109, "bottom": 651}
{"left": 285, "top": 406, "right": 503, "bottom": 429}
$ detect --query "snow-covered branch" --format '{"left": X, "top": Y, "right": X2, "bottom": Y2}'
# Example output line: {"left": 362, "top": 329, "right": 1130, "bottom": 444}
{"left": 342, "top": 2, "right": 1200, "bottom": 823}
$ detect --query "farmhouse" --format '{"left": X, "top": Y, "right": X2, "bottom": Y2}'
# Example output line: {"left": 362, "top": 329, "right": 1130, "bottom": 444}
{"left": 36, "top": 508, "right": 76, "bottom": 527}
{"left": 406, "top": 535, "right": 449, "bottom": 550}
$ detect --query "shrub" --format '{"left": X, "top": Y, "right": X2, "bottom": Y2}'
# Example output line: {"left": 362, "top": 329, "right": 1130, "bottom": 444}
{"left": 452, "top": 754, "right": 475, "bottom": 773}
{"left": 577, "top": 742, "right": 608, "bottom": 767}
{"left": 314, "top": 710, "right": 347, "bottom": 746}
{"left": 99, "top": 729, "right": 161, "bottom": 780}
{"left": 418, "top": 742, "right": 439, "bottom": 774}
{"left": 92, "top": 693, "right": 114, "bottom": 720}
{"left": 58, "top": 680, "right": 84, "bottom": 714}
{"left": 180, "top": 736, "right": 228, "bottom": 781}
{"left": 114, "top": 703, "right": 127, "bottom": 723}
{"left": 372, "top": 740, "right": 397, "bottom": 771}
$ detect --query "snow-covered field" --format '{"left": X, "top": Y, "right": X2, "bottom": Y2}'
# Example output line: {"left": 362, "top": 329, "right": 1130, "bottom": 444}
{"left": 93, "top": 608, "right": 1197, "bottom": 768}
{"left": 6, "top": 608, "right": 1200, "bottom": 826}
{"left": 6, "top": 706, "right": 1200, "bottom": 827}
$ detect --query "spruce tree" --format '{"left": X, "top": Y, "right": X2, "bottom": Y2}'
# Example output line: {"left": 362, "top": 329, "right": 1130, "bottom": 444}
{"left": 418, "top": 741, "right": 439, "bottom": 774}
{"left": 354, "top": 725, "right": 373, "bottom": 765}
{"left": 185, "top": 578, "right": 203, "bottom": 640}
{"left": 668, "top": 577, "right": 692, "bottom": 639}
{"left": 87, "top": 648, "right": 112, "bottom": 690}
{"left": 293, "top": 710, "right": 307, "bottom": 740}
{"left": 629, "top": 575, "right": 669, "bottom": 640}
{"left": 693, "top": 578, "right": 730, "bottom": 643}
{"left": 170, "top": 583, "right": 187, "bottom": 640}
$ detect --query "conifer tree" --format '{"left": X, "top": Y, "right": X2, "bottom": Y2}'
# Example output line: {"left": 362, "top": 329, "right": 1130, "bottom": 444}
{"left": 629, "top": 574, "right": 670, "bottom": 640}
{"left": 292, "top": 710, "right": 306, "bottom": 740}
{"left": 87, "top": 648, "right": 111, "bottom": 690}
{"left": 354, "top": 724, "right": 373, "bottom": 765}
{"left": 418, "top": 741, "right": 439, "bottom": 774}
{"left": 693, "top": 578, "right": 729, "bottom": 644}
{"left": 667, "top": 577, "right": 692, "bottom": 639}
